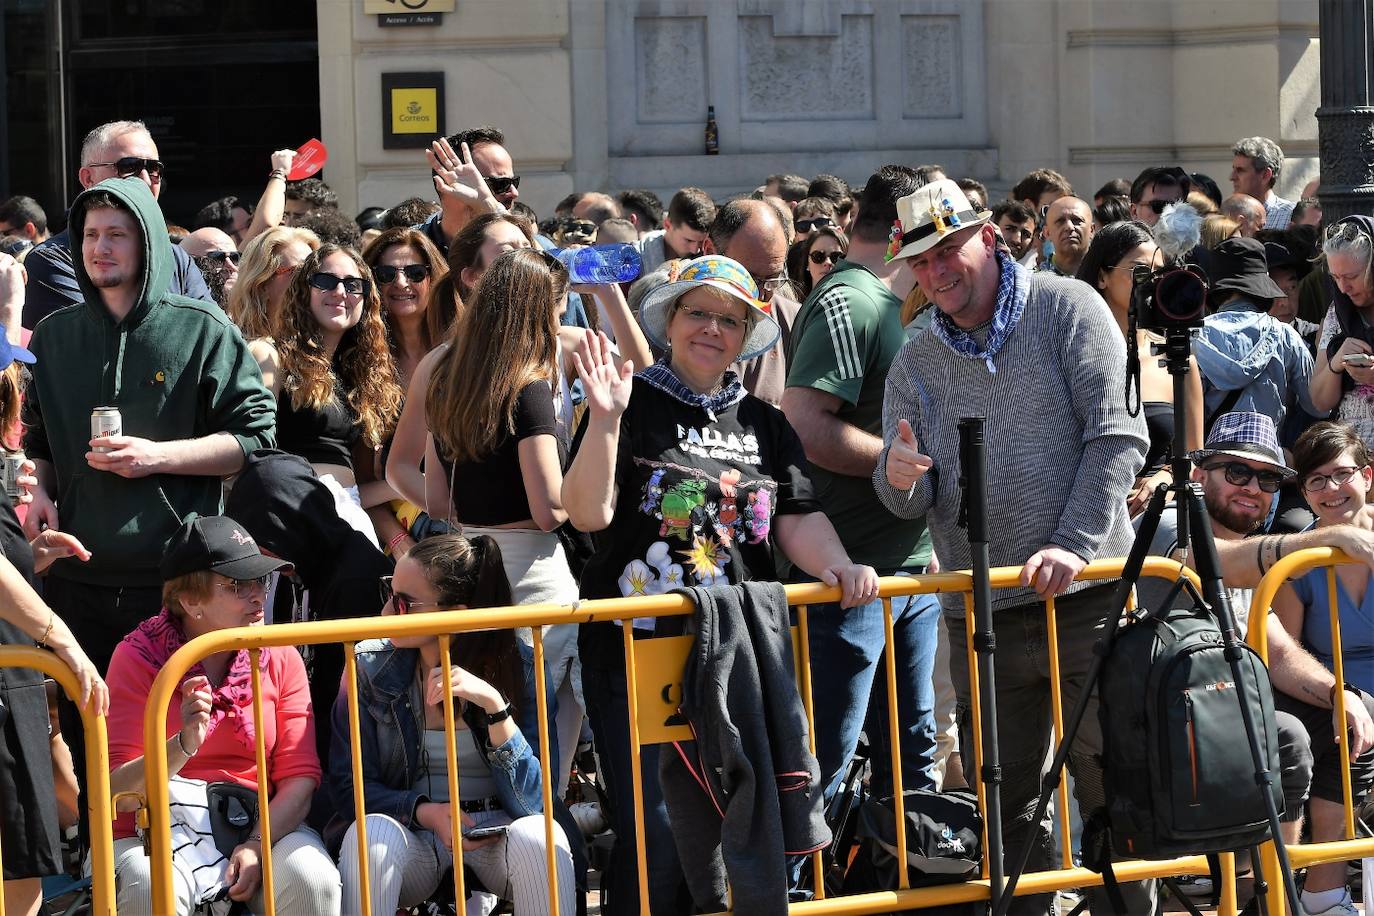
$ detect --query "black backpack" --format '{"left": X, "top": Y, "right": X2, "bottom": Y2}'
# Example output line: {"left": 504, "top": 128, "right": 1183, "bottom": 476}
{"left": 1095, "top": 604, "right": 1283, "bottom": 864}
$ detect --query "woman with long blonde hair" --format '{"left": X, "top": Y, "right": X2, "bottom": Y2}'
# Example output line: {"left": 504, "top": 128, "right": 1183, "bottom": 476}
{"left": 227, "top": 226, "right": 320, "bottom": 340}
{"left": 250, "top": 244, "right": 403, "bottom": 544}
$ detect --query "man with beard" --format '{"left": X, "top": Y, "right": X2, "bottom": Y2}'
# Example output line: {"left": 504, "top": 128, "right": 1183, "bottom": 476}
{"left": 1038, "top": 196, "right": 1094, "bottom": 277}
{"left": 1138, "top": 411, "right": 1374, "bottom": 901}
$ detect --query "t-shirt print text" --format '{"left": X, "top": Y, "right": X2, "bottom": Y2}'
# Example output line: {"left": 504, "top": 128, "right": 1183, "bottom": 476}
{"left": 676, "top": 424, "right": 761, "bottom": 464}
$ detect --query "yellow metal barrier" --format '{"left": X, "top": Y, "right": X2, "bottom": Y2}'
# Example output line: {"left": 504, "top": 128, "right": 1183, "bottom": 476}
{"left": 141, "top": 556, "right": 1227, "bottom": 915}
{"left": 0, "top": 646, "right": 116, "bottom": 916}
{"left": 1248, "top": 547, "right": 1374, "bottom": 916}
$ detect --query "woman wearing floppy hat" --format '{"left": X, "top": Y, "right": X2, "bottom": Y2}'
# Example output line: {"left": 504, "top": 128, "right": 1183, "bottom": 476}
{"left": 561, "top": 254, "right": 878, "bottom": 915}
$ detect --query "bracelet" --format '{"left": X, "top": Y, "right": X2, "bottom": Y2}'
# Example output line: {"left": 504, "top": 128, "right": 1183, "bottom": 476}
{"left": 246, "top": 832, "right": 262, "bottom": 844}
{"left": 1331, "top": 681, "right": 1360, "bottom": 708}
{"left": 37, "top": 610, "right": 54, "bottom": 647}
{"left": 385, "top": 531, "right": 409, "bottom": 555}
{"left": 268, "top": 169, "right": 287, "bottom": 182}
{"left": 176, "top": 731, "right": 197, "bottom": 757}
{"left": 485, "top": 701, "right": 514, "bottom": 725}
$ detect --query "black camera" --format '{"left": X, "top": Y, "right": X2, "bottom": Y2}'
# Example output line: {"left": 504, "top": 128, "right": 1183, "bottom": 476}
{"left": 1130, "top": 263, "right": 1209, "bottom": 332}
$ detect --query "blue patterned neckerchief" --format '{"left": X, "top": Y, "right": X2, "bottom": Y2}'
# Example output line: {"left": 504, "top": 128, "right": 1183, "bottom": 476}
{"left": 929, "top": 250, "right": 1028, "bottom": 373}
{"left": 639, "top": 358, "right": 746, "bottom": 421}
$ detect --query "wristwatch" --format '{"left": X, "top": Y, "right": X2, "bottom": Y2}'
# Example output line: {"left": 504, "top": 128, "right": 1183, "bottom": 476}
{"left": 485, "top": 701, "right": 514, "bottom": 725}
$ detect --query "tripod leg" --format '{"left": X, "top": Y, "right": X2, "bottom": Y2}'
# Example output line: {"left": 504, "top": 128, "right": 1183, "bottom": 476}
{"left": 994, "top": 484, "right": 1174, "bottom": 916}
{"left": 1182, "top": 486, "right": 1304, "bottom": 916}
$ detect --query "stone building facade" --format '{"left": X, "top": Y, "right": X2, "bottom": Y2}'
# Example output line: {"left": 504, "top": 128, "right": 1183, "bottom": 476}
{"left": 320, "top": 0, "right": 1320, "bottom": 217}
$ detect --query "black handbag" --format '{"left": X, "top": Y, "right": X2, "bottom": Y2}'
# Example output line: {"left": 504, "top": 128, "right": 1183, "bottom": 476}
{"left": 841, "top": 789, "right": 983, "bottom": 915}
{"left": 206, "top": 782, "right": 259, "bottom": 858}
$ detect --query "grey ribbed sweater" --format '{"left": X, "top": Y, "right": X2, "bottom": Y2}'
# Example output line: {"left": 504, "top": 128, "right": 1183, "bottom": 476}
{"left": 872, "top": 271, "right": 1148, "bottom": 613}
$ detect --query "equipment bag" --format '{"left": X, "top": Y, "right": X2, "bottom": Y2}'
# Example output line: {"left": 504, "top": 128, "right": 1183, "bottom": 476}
{"left": 840, "top": 788, "right": 982, "bottom": 914}
{"left": 1096, "top": 604, "right": 1283, "bottom": 861}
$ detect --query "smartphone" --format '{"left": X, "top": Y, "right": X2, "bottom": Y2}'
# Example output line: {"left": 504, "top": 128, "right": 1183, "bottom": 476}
{"left": 1346, "top": 353, "right": 1374, "bottom": 367}
{"left": 463, "top": 825, "right": 509, "bottom": 840}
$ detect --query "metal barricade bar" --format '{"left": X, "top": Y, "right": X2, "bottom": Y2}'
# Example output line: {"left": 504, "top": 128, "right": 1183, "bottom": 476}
{"left": 0, "top": 645, "right": 116, "bottom": 916}
{"left": 142, "top": 557, "right": 1225, "bottom": 915}
{"left": 1248, "top": 547, "right": 1374, "bottom": 916}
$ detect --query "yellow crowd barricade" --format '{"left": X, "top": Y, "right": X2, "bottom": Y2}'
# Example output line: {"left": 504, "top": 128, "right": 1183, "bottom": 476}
{"left": 139, "top": 556, "right": 1243, "bottom": 916}
{"left": 1248, "top": 547, "right": 1374, "bottom": 916}
{"left": 0, "top": 645, "right": 116, "bottom": 916}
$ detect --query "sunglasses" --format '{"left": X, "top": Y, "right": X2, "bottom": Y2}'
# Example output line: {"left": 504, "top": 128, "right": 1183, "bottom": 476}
{"left": 483, "top": 175, "right": 521, "bottom": 195}
{"left": 1202, "top": 461, "right": 1284, "bottom": 494}
{"left": 379, "top": 576, "right": 440, "bottom": 615}
{"left": 809, "top": 249, "right": 843, "bottom": 265}
{"left": 1146, "top": 198, "right": 1181, "bottom": 215}
{"left": 205, "top": 250, "right": 241, "bottom": 265}
{"left": 796, "top": 217, "right": 834, "bottom": 233}
{"left": 307, "top": 271, "right": 371, "bottom": 296}
{"left": 87, "top": 156, "right": 165, "bottom": 180}
{"left": 216, "top": 575, "right": 272, "bottom": 598}
{"left": 372, "top": 264, "right": 431, "bottom": 285}
{"left": 1302, "top": 465, "right": 1366, "bottom": 493}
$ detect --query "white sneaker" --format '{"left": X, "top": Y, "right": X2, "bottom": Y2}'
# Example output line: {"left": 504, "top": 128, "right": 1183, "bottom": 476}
{"left": 1305, "top": 894, "right": 1359, "bottom": 916}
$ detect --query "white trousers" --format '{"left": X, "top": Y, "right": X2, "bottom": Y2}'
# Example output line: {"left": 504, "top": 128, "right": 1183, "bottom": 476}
{"left": 338, "top": 811, "right": 576, "bottom": 915}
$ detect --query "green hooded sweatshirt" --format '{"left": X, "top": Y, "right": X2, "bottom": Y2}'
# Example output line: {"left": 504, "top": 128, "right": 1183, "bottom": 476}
{"left": 23, "top": 177, "right": 276, "bottom": 587}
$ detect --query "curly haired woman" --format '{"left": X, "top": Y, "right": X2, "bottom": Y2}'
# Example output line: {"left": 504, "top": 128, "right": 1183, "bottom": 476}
{"left": 250, "top": 243, "right": 404, "bottom": 544}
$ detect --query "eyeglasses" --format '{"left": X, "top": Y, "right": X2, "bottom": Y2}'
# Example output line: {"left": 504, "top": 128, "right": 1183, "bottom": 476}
{"left": 372, "top": 264, "right": 431, "bottom": 285}
{"left": 87, "top": 156, "right": 165, "bottom": 180}
{"left": 749, "top": 271, "right": 789, "bottom": 301}
{"left": 796, "top": 218, "right": 834, "bottom": 233}
{"left": 809, "top": 249, "right": 844, "bottom": 266}
{"left": 216, "top": 575, "right": 272, "bottom": 598}
{"left": 380, "top": 576, "right": 440, "bottom": 615}
{"left": 1202, "top": 461, "right": 1284, "bottom": 494}
{"left": 204, "top": 251, "right": 241, "bottom": 265}
{"left": 1302, "top": 466, "right": 1366, "bottom": 493}
{"left": 1146, "top": 199, "right": 1181, "bottom": 215}
{"left": 483, "top": 175, "right": 521, "bottom": 195}
{"left": 675, "top": 304, "right": 747, "bottom": 332}
{"left": 307, "top": 271, "right": 371, "bottom": 296}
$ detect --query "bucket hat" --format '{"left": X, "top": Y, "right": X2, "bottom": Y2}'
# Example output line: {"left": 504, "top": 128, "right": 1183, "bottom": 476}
{"left": 636, "top": 255, "right": 781, "bottom": 361}
{"left": 1208, "top": 237, "right": 1286, "bottom": 304}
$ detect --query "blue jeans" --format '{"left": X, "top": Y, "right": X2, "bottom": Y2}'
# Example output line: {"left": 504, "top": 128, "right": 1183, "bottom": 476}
{"left": 806, "top": 590, "right": 941, "bottom": 801}
{"left": 580, "top": 661, "right": 690, "bottom": 916}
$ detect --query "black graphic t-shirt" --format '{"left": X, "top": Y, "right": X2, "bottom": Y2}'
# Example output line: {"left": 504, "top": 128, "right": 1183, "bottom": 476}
{"left": 573, "top": 376, "right": 820, "bottom": 670}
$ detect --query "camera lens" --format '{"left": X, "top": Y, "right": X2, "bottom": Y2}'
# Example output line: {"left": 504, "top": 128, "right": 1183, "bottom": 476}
{"left": 1154, "top": 269, "right": 1207, "bottom": 323}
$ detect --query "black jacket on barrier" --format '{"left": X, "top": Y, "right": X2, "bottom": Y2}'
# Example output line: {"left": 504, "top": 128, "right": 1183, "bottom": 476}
{"left": 657, "top": 581, "right": 830, "bottom": 916}
{"left": 224, "top": 449, "right": 392, "bottom": 764}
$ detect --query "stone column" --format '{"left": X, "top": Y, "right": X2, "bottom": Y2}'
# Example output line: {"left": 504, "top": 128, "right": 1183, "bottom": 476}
{"left": 1317, "top": 0, "right": 1374, "bottom": 220}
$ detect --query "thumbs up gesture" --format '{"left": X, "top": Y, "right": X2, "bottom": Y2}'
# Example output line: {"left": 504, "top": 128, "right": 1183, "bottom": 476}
{"left": 886, "top": 419, "right": 934, "bottom": 490}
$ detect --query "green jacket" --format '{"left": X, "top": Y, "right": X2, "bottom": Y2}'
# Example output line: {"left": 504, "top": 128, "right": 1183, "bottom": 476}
{"left": 23, "top": 177, "right": 275, "bottom": 586}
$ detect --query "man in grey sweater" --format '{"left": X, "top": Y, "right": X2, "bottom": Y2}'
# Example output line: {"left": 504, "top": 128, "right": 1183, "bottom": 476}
{"left": 873, "top": 180, "right": 1150, "bottom": 915}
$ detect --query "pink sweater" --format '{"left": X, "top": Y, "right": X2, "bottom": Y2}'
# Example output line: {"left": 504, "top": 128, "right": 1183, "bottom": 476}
{"left": 106, "top": 639, "right": 320, "bottom": 839}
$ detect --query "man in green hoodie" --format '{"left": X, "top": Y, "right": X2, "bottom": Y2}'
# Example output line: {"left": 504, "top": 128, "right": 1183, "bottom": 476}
{"left": 22, "top": 177, "right": 275, "bottom": 675}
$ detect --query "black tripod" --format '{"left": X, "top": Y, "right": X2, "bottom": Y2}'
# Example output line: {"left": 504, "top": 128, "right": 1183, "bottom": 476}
{"left": 993, "top": 326, "right": 1302, "bottom": 916}
{"left": 960, "top": 417, "right": 1006, "bottom": 915}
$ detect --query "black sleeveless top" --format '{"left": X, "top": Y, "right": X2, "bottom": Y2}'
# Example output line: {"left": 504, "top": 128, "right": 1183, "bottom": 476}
{"left": 1141, "top": 401, "right": 1175, "bottom": 476}
{"left": 276, "top": 378, "right": 360, "bottom": 469}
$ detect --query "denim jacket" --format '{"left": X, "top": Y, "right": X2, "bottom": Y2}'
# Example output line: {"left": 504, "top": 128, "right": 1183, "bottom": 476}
{"left": 1194, "top": 297, "right": 1324, "bottom": 426}
{"left": 327, "top": 638, "right": 556, "bottom": 829}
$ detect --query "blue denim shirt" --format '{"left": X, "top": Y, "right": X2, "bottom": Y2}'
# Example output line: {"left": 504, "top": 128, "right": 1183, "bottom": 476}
{"left": 1194, "top": 297, "right": 1324, "bottom": 426}
{"left": 327, "top": 638, "right": 557, "bottom": 828}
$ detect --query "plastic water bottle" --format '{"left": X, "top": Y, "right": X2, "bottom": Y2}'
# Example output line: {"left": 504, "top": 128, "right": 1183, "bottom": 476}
{"left": 553, "top": 244, "right": 643, "bottom": 284}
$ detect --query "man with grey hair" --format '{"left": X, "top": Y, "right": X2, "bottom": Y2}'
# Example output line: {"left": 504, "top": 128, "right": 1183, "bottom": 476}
{"left": 571, "top": 191, "right": 621, "bottom": 228}
{"left": 701, "top": 197, "right": 798, "bottom": 406}
{"left": 1232, "top": 135, "right": 1294, "bottom": 229}
{"left": 22, "top": 119, "right": 211, "bottom": 327}
{"left": 1222, "top": 193, "right": 1269, "bottom": 239}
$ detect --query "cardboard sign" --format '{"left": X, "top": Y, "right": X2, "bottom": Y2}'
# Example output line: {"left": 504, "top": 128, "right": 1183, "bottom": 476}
{"left": 287, "top": 139, "right": 327, "bottom": 180}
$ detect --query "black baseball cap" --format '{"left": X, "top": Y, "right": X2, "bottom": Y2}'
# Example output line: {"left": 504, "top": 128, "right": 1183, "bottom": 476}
{"left": 161, "top": 515, "right": 292, "bottom": 582}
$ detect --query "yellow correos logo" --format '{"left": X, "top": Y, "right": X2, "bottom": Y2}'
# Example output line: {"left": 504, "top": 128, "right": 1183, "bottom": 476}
{"left": 391, "top": 88, "right": 437, "bottom": 134}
